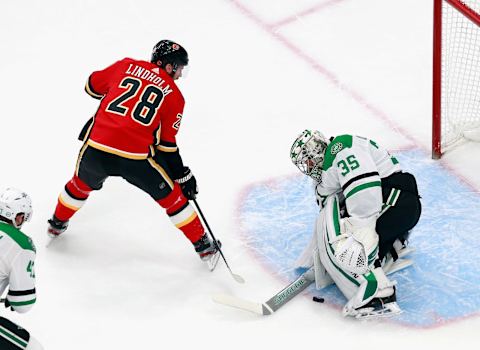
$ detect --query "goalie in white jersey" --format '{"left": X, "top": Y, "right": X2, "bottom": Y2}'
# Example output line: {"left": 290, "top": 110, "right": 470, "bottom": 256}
{"left": 0, "top": 188, "right": 43, "bottom": 350}
{"left": 291, "top": 130, "right": 421, "bottom": 319}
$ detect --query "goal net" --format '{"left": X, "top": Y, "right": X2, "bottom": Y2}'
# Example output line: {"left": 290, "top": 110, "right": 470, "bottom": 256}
{"left": 433, "top": 0, "right": 480, "bottom": 158}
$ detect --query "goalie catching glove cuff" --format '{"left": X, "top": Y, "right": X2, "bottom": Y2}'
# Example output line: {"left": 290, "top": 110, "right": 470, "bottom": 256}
{"left": 176, "top": 166, "right": 198, "bottom": 200}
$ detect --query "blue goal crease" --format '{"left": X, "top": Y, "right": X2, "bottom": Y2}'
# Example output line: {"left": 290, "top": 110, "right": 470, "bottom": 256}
{"left": 237, "top": 149, "right": 480, "bottom": 328}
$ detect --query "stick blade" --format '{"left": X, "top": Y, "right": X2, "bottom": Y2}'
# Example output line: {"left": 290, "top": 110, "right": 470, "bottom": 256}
{"left": 231, "top": 273, "right": 245, "bottom": 284}
{"left": 212, "top": 294, "right": 269, "bottom": 315}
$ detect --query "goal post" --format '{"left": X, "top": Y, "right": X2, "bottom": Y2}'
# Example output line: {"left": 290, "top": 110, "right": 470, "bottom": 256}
{"left": 432, "top": 0, "right": 480, "bottom": 159}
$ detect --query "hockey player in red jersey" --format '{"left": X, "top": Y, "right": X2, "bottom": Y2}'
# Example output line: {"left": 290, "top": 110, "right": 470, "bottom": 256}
{"left": 47, "top": 40, "right": 219, "bottom": 266}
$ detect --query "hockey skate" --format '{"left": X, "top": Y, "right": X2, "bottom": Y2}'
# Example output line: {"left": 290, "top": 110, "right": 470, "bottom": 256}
{"left": 46, "top": 216, "right": 69, "bottom": 246}
{"left": 349, "top": 290, "right": 402, "bottom": 319}
{"left": 382, "top": 238, "right": 415, "bottom": 274}
{"left": 194, "top": 234, "right": 222, "bottom": 271}
{"left": 392, "top": 238, "right": 415, "bottom": 259}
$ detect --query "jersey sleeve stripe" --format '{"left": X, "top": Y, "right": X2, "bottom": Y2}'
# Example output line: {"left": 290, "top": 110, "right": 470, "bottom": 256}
{"left": 341, "top": 171, "right": 379, "bottom": 192}
{"left": 157, "top": 145, "right": 178, "bottom": 152}
{"left": 7, "top": 288, "right": 36, "bottom": 306}
{"left": 85, "top": 78, "right": 104, "bottom": 99}
{"left": 7, "top": 288, "right": 35, "bottom": 296}
{"left": 8, "top": 299, "right": 36, "bottom": 306}
{"left": 345, "top": 181, "right": 382, "bottom": 199}
{"left": 157, "top": 140, "right": 178, "bottom": 153}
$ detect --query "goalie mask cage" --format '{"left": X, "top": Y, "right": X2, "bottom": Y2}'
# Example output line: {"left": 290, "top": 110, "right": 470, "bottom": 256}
{"left": 432, "top": 0, "right": 480, "bottom": 159}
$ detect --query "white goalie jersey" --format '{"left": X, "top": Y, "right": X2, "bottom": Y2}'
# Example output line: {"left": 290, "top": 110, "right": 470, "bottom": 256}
{"left": 316, "top": 134, "right": 401, "bottom": 220}
{"left": 0, "top": 222, "right": 36, "bottom": 313}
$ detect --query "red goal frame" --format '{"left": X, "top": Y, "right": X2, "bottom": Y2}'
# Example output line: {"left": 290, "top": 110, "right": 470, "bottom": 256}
{"left": 432, "top": 0, "right": 480, "bottom": 159}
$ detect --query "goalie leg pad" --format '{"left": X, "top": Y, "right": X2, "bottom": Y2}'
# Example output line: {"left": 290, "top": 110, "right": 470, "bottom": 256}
{"left": 316, "top": 195, "right": 401, "bottom": 319}
{"left": 316, "top": 195, "right": 362, "bottom": 300}
{"left": 342, "top": 266, "right": 400, "bottom": 319}
{"left": 313, "top": 247, "right": 334, "bottom": 289}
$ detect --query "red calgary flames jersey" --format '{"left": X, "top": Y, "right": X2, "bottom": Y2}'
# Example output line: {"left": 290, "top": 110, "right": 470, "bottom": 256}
{"left": 84, "top": 58, "right": 184, "bottom": 159}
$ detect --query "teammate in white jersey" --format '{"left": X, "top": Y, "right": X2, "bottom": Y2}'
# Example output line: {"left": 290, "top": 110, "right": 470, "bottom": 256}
{"left": 291, "top": 130, "right": 421, "bottom": 318}
{"left": 0, "top": 188, "right": 43, "bottom": 350}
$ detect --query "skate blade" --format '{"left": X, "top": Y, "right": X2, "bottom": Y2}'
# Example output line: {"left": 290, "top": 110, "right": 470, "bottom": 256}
{"left": 386, "top": 258, "right": 413, "bottom": 274}
{"left": 354, "top": 302, "right": 402, "bottom": 320}
{"left": 206, "top": 250, "right": 221, "bottom": 271}
{"left": 46, "top": 235, "right": 57, "bottom": 248}
{"left": 46, "top": 230, "right": 62, "bottom": 247}
{"left": 397, "top": 246, "right": 415, "bottom": 258}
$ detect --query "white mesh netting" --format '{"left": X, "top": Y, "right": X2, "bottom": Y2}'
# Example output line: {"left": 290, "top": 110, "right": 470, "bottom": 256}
{"left": 442, "top": 0, "right": 480, "bottom": 148}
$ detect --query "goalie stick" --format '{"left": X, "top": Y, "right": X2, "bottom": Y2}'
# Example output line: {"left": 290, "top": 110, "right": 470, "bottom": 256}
{"left": 213, "top": 268, "right": 315, "bottom": 315}
{"left": 212, "top": 257, "right": 413, "bottom": 315}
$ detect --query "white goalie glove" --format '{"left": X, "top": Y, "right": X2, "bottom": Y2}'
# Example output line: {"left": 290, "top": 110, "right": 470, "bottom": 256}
{"left": 329, "top": 216, "right": 379, "bottom": 275}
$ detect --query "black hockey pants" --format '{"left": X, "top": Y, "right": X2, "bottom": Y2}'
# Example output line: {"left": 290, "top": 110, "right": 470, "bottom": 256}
{"left": 376, "top": 171, "right": 422, "bottom": 260}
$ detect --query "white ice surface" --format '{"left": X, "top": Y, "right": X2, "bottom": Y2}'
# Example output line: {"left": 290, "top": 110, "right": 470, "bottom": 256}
{"left": 1, "top": 0, "right": 479, "bottom": 349}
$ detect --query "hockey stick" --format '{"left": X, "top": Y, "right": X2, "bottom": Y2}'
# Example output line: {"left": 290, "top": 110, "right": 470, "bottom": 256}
{"left": 192, "top": 199, "right": 245, "bottom": 284}
{"left": 212, "top": 254, "right": 414, "bottom": 315}
{"left": 213, "top": 268, "right": 315, "bottom": 315}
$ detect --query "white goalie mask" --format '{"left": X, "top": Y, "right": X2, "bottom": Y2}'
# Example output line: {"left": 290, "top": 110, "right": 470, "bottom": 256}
{"left": 290, "top": 130, "right": 328, "bottom": 182}
{"left": 0, "top": 187, "right": 33, "bottom": 229}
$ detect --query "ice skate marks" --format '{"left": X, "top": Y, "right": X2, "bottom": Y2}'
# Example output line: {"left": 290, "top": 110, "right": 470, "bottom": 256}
{"left": 237, "top": 149, "right": 480, "bottom": 327}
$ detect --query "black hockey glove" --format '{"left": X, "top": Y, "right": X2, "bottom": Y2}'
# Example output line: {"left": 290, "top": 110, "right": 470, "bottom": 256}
{"left": 176, "top": 167, "right": 198, "bottom": 200}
